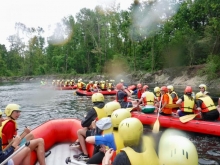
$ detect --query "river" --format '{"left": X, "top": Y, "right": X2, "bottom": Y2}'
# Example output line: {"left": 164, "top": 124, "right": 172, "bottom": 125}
{"left": 0, "top": 82, "right": 220, "bottom": 164}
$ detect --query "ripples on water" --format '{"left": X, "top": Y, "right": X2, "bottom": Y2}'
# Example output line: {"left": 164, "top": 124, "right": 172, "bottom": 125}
{"left": 0, "top": 82, "right": 220, "bottom": 164}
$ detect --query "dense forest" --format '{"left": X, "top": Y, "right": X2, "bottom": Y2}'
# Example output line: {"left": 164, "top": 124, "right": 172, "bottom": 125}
{"left": 0, "top": 0, "right": 220, "bottom": 80}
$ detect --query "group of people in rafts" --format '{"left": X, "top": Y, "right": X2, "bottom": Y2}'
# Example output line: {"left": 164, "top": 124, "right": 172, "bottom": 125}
{"left": 68, "top": 93, "right": 198, "bottom": 165}
{"left": 116, "top": 82, "right": 220, "bottom": 121}
{"left": 50, "top": 78, "right": 124, "bottom": 92}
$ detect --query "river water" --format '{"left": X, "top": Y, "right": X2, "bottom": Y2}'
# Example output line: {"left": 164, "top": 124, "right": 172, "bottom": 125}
{"left": 0, "top": 82, "right": 220, "bottom": 164}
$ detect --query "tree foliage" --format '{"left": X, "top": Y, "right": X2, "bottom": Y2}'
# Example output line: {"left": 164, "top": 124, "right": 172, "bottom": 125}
{"left": 0, "top": 0, "right": 219, "bottom": 80}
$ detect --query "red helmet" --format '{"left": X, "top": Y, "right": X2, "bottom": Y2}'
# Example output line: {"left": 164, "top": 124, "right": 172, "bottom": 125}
{"left": 184, "top": 86, "right": 192, "bottom": 94}
{"left": 143, "top": 85, "right": 149, "bottom": 91}
{"left": 137, "top": 83, "right": 142, "bottom": 88}
{"left": 160, "top": 86, "right": 168, "bottom": 93}
{"left": 116, "top": 83, "right": 123, "bottom": 90}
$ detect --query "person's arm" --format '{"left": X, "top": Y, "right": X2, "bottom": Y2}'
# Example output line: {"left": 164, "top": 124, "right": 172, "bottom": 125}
{"left": 102, "top": 148, "right": 114, "bottom": 165}
{"left": 0, "top": 136, "right": 20, "bottom": 163}
{"left": 81, "top": 109, "right": 97, "bottom": 127}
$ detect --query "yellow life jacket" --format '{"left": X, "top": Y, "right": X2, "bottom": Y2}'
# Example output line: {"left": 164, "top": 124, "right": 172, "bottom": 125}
{"left": 77, "top": 82, "right": 83, "bottom": 89}
{"left": 93, "top": 107, "right": 107, "bottom": 120}
{"left": 144, "top": 91, "right": 155, "bottom": 105}
{"left": 122, "top": 136, "right": 159, "bottom": 165}
{"left": 168, "top": 93, "right": 173, "bottom": 104}
{"left": 101, "top": 83, "right": 105, "bottom": 89}
{"left": 199, "top": 96, "right": 216, "bottom": 112}
{"left": 108, "top": 83, "right": 112, "bottom": 88}
{"left": 180, "top": 95, "right": 194, "bottom": 112}
{"left": 0, "top": 119, "right": 17, "bottom": 148}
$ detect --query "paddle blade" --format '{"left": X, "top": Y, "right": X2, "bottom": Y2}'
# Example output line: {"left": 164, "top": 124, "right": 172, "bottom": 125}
{"left": 179, "top": 114, "right": 197, "bottom": 123}
{"left": 152, "top": 119, "right": 160, "bottom": 133}
{"left": 165, "top": 104, "right": 181, "bottom": 109}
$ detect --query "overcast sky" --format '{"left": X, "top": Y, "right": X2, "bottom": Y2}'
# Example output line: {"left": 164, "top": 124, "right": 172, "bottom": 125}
{"left": 0, "top": 0, "right": 134, "bottom": 49}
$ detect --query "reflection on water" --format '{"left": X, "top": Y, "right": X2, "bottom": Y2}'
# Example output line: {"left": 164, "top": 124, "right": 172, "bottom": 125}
{"left": 0, "top": 82, "right": 220, "bottom": 164}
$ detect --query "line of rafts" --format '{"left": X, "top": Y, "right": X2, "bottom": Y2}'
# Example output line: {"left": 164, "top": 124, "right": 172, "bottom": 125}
{"left": 30, "top": 105, "right": 220, "bottom": 164}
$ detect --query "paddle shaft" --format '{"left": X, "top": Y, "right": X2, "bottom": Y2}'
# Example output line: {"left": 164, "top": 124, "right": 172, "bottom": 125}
{"left": 3, "top": 126, "right": 28, "bottom": 152}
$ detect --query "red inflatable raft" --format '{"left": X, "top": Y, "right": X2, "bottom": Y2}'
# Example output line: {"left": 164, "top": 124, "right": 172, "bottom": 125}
{"left": 30, "top": 119, "right": 97, "bottom": 165}
{"left": 131, "top": 111, "right": 220, "bottom": 136}
{"left": 75, "top": 85, "right": 136, "bottom": 96}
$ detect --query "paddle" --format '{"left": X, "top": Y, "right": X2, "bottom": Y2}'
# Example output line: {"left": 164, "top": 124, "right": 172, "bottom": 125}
{"left": 1, "top": 141, "right": 30, "bottom": 165}
{"left": 152, "top": 96, "right": 163, "bottom": 133}
{"left": 179, "top": 114, "right": 198, "bottom": 123}
{"left": 165, "top": 104, "right": 181, "bottom": 109}
{"left": 3, "top": 126, "right": 28, "bottom": 151}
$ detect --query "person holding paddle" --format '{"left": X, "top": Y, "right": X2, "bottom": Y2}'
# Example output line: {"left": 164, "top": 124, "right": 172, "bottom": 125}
{"left": 195, "top": 92, "right": 219, "bottom": 121}
{"left": 167, "top": 85, "right": 179, "bottom": 104}
{"left": 115, "top": 83, "right": 133, "bottom": 108}
{"left": 158, "top": 86, "right": 173, "bottom": 116}
{"left": 0, "top": 104, "right": 35, "bottom": 150}
{"left": 0, "top": 110, "right": 47, "bottom": 165}
{"left": 175, "top": 86, "right": 195, "bottom": 117}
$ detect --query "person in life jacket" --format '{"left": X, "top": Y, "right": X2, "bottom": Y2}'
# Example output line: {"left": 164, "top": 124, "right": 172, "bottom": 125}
{"left": 197, "top": 84, "right": 210, "bottom": 96}
{"left": 72, "top": 93, "right": 107, "bottom": 161}
{"left": 86, "top": 109, "right": 131, "bottom": 164}
{"left": 103, "top": 122, "right": 199, "bottom": 165}
{"left": 86, "top": 81, "right": 94, "bottom": 92}
{"left": 132, "top": 83, "right": 144, "bottom": 99}
{"left": 137, "top": 85, "right": 156, "bottom": 106}
{"left": 102, "top": 117, "right": 159, "bottom": 165}
{"left": 0, "top": 104, "right": 35, "bottom": 150}
{"left": 158, "top": 86, "right": 173, "bottom": 116}
{"left": 0, "top": 110, "right": 47, "bottom": 165}
{"left": 195, "top": 92, "right": 219, "bottom": 121}
{"left": 175, "top": 86, "right": 195, "bottom": 117}
{"left": 167, "top": 85, "right": 179, "bottom": 104}
{"left": 100, "top": 81, "right": 107, "bottom": 91}
{"left": 115, "top": 83, "right": 133, "bottom": 108}
{"left": 108, "top": 80, "right": 114, "bottom": 90}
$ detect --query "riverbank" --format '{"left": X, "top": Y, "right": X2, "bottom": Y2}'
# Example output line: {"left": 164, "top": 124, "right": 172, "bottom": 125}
{"left": 0, "top": 65, "right": 220, "bottom": 89}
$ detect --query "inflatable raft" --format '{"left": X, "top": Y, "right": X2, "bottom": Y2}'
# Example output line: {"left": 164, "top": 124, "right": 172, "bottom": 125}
{"left": 75, "top": 85, "right": 136, "bottom": 96}
{"left": 30, "top": 119, "right": 95, "bottom": 165}
{"left": 131, "top": 111, "right": 220, "bottom": 136}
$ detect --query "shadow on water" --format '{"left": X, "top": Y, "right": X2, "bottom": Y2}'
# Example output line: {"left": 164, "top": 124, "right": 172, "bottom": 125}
{"left": 0, "top": 82, "right": 219, "bottom": 164}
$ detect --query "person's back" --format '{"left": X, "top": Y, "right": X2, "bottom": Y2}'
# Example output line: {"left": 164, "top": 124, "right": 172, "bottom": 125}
{"left": 72, "top": 93, "right": 107, "bottom": 161}
{"left": 195, "top": 93, "right": 219, "bottom": 121}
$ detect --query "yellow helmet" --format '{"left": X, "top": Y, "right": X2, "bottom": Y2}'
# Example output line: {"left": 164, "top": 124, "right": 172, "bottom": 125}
{"left": 5, "top": 104, "right": 21, "bottom": 117}
{"left": 111, "top": 109, "right": 131, "bottom": 128}
{"left": 167, "top": 85, "right": 174, "bottom": 92}
{"left": 196, "top": 92, "right": 204, "bottom": 99}
{"left": 104, "top": 102, "right": 121, "bottom": 116}
{"left": 199, "top": 84, "right": 207, "bottom": 90}
{"left": 159, "top": 129, "right": 198, "bottom": 164}
{"left": 91, "top": 93, "right": 104, "bottom": 103}
{"left": 118, "top": 118, "right": 143, "bottom": 147}
{"left": 154, "top": 86, "right": 160, "bottom": 93}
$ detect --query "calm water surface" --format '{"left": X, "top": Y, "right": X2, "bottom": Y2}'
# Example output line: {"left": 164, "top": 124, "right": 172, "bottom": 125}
{"left": 0, "top": 82, "right": 220, "bottom": 164}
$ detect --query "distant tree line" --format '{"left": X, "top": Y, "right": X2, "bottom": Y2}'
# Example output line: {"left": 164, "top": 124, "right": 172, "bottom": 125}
{"left": 0, "top": 0, "right": 219, "bottom": 79}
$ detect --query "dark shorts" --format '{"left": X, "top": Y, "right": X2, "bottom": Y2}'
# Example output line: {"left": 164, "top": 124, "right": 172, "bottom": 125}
{"left": 202, "top": 109, "right": 219, "bottom": 121}
{"left": 177, "top": 111, "right": 194, "bottom": 117}
{"left": 86, "top": 130, "right": 94, "bottom": 137}
{"left": 120, "top": 101, "right": 132, "bottom": 108}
